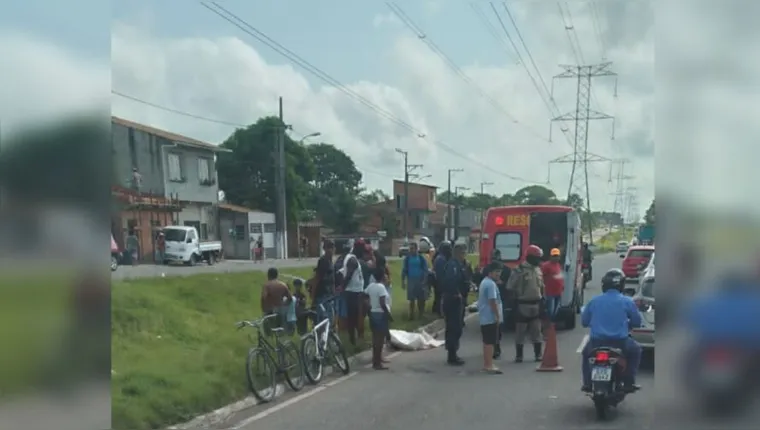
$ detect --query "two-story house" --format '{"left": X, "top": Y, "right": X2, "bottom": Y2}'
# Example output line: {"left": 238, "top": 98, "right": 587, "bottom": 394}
{"left": 359, "top": 180, "right": 438, "bottom": 242}
{"left": 111, "top": 116, "right": 230, "bottom": 261}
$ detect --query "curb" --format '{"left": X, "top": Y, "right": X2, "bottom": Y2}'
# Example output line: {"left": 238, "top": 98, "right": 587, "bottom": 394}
{"left": 169, "top": 312, "right": 478, "bottom": 430}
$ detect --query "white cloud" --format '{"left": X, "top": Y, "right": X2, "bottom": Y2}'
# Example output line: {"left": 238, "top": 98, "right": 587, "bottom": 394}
{"left": 0, "top": 31, "right": 110, "bottom": 131}
{"left": 0, "top": 2, "right": 654, "bottom": 217}
{"left": 372, "top": 13, "right": 400, "bottom": 29}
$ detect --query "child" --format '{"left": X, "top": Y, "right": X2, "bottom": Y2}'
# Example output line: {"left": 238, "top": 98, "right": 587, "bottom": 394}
{"left": 365, "top": 266, "right": 393, "bottom": 370}
{"left": 293, "top": 278, "right": 309, "bottom": 335}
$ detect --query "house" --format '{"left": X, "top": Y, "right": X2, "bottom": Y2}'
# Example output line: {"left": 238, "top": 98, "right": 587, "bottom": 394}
{"left": 217, "top": 203, "right": 276, "bottom": 260}
{"left": 111, "top": 116, "right": 231, "bottom": 261}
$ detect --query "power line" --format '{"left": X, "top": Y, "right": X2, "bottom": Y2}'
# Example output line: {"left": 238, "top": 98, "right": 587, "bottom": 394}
{"left": 202, "top": 1, "right": 542, "bottom": 184}
{"left": 469, "top": 3, "right": 520, "bottom": 65}
{"left": 589, "top": 1, "right": 608, "bottom": 61}
{"left": 386, "top": 2, "right": 548, "bottom": 144}
{"left": 112, "top": 90, "right": 247, "bottom": 127}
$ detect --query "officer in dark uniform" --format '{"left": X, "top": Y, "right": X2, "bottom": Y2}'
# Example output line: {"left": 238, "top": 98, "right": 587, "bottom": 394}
{"left": 441, "top": 242, "right": 468, "bottom": 365}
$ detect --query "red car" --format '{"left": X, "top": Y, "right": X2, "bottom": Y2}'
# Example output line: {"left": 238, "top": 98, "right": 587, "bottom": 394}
{"left": 621, "top": 245, "right": 655, "bottom": 280}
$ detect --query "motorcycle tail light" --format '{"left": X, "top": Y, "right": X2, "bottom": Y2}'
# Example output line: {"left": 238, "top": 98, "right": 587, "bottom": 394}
{"left": 705, "top": 348, "right": 733, "bottom": 365}
{"left": 595, "top": 351, "right": 609, "bottom": 362}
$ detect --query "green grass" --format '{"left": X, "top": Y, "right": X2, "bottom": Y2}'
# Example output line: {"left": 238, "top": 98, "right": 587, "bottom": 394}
{"left": 112, "top": 258, "right": 468, "bottom": 430}
{"left": 596, "top": 228, "right": 634, "bottom": 253}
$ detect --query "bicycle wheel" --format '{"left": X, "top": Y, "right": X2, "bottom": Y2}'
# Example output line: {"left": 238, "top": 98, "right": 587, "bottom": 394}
{"left": 281, "top": 340, "right": 305, "bottom": 391}
{"left": 300, "top": 334, "right": 323, "bottom": 384}
{"left": 246, "top": 347, "right": 276, "bottom": 403}
{"left": 327, "top": 332, "right": 350, "bottom": 375}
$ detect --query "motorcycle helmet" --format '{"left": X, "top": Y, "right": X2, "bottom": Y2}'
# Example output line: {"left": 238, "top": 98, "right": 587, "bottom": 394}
{"left": 601, "top": 268, "right": 626, "bottom": 292}
{"left": 525, "top": 244, "right": 543, "bottom": 266}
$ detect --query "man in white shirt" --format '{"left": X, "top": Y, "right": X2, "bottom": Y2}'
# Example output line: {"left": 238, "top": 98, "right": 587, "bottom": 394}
{"left": 365, "top": 267, "right": 393, "bottom": 370}
{"left": 339, "top": 244, "right": 366, "bottom": 349}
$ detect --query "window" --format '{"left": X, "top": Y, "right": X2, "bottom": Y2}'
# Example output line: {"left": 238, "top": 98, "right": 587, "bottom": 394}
{"left": 200, "top": 223, "right": 208, "bottom": 240}
{"left": 234, "top": 225, "right": 245, "bottom": 240}
{"left": 628, "top": 249, "right": 654, "bottom": 259}
{"left": 494, "top": 232, "right": 522, "bottom": 261}
{"left": 250, "top": 223, "right": 262, "bottom": 234}
{"left": 395, "top": 194, "right": 402, "bottom": 210}
{"left": 167, "top": 153, "right": 183, "bottom": 182}
{"left": 641, "top": 279, "right": 654, "bottom": 298}
{"left": 198, "top": 158, "right": 211, "bottom": 183}
{"left": 429, "top": 190, "right": 436, "bottom": 203}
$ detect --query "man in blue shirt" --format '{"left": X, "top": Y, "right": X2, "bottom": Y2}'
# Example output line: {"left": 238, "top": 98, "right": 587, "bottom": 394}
{"left": 401, "top": 242, "right": 429, "bottom": 320}
{"left": 478, "top": 262, "right": 504, "bottom": 374}
{"left": 581, "top": 268, "right": 643, "bottom": 392}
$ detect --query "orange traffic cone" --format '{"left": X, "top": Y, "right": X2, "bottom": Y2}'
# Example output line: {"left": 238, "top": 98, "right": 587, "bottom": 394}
{"left": 536, "top": 321, "right": 563, "bottom": 372}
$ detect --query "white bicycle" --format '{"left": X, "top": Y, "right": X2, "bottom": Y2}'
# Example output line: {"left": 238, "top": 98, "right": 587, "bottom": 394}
{"left": 300, "top": 296, "right": 350, "bottom": 384}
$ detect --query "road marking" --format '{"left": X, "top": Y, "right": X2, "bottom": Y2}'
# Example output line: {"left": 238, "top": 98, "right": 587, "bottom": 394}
{"left": 576, "top": 334, "right": 589, "bottom": 353}
{"left": 363, "top": 350, "right": 403, "bottom": 368}
{"left": 228, "top": 371, "right": 359, "bottom": 429}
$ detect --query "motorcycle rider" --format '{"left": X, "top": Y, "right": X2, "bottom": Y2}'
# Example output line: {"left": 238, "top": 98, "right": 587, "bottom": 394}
{"left": 506, "top": 244, "right": 545, "bottom": 362}
{"left": 581, "top": 268, "right": 643, "bottom": 393}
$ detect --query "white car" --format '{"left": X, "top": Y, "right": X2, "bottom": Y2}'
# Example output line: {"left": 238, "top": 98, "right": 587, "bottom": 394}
{"left": 630, "top": 277, "right": 655, "bottom": 350}
{"left": 639, "top": 252, "right": 655, "bottom": 285}
{"left": 615, "top": 240, "right": 630, "bottom": 254}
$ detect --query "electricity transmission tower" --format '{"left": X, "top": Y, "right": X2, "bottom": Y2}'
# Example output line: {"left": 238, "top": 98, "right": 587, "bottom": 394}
{"left": 609, "top": 158, "right": 633, "bottom": 226}
{"left": 623, "top": 187, "right": 639, "bottom": 224}
{"left": 549, "top": 62, "right": 618, "bottom": 244}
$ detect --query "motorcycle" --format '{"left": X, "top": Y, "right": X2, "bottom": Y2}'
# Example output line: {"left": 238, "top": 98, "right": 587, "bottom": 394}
{"left": 685, "top": 344, "right": 758, "bottom": 416}
{"left": 587, "top": 346, "right": 638, "bottom": 419}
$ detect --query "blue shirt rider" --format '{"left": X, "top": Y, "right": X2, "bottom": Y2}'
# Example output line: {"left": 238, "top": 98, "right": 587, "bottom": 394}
{"left": 580, "top": 268, "right": 643, "bottom": 392}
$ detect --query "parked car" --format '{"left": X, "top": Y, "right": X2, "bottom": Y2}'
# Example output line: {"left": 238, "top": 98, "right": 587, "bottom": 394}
{"left": 397, "top": 236, "right": 434, "bottom": 257}
{"left": 615, "top": 240, "right": 630, "bottom": 254}
{"left": 163, "top": 225, "right": 223, "bottom": 266}
{"left": 630, "top": 276, "right": 655, "bottom": 350}
{"left": 111, "top": 234, "right": 121, "bottom": 271}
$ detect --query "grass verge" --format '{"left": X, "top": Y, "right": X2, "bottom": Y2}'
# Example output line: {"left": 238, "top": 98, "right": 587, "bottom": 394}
{"left": 113, "top": 257, "right": 474, "bottom": 429}
{"left": 596, "top": 228, "right": 634, "bottom": 253}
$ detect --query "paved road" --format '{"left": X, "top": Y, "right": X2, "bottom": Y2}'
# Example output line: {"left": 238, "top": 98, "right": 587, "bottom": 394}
{"left": 190, "top": 254, "right": 661, "bottom": 430}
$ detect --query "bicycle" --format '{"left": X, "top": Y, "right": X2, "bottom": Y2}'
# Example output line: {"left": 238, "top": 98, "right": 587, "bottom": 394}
{"left": 300, "top": 296, "right": 350, "bottom": 384}
{"left": 236, "top": 313, "right": 305, "bottom": 403}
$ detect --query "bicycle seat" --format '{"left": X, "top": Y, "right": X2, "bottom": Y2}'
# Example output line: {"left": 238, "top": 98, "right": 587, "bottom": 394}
{"left": 270, "top": 327, "right": 285, "bottom": 334}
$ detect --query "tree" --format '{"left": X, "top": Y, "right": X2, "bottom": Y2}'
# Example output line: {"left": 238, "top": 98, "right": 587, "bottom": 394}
{"left": 305, "top": 143, "right": 363, "bottom": 233}
{"left": 216, "top": 116, "right": 315, "bottom": 223}
{"left": 566, "top": 193, "right": 584, "bottom": 210}
{"left": 358, "top": 189, "right": 390, "bottom": 205}
{"left": 513, "top": 185, "right": 560, "bottom": 205}
{"left": 644, "top": 199, "right": 655, "bottom": 225}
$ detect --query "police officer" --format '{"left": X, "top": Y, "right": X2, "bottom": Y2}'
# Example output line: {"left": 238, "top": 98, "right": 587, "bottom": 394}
{"left": 507, "top": 244, "right": 545, "bottom": 362}
{"left": 441, "top": 242, "right": 467, "bottom": 365}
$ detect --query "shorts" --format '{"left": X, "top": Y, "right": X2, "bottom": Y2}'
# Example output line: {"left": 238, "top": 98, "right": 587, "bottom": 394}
{"left": 480, "top": 323, "right": 499, "bottom": 345}
{"left": 334, "top": 293, "right": 348, "bottom": 319}
{"left": 406, "top": 279, "right": 429, "bottom": 301}
{"left": 368, "top": 312, "right": 389, "bottom": 333}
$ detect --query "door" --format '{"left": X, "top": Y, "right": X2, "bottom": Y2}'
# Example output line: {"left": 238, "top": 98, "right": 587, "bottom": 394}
{"left": 562, "top": 211, "right": 581, "bottom": 307}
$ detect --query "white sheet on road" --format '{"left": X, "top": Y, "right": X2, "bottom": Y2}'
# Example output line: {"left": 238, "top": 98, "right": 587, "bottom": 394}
{"left": 389, "top": 329, "right": 444, "bottom": 350}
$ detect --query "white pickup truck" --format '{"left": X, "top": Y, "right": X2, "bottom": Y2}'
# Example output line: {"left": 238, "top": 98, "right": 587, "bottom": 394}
{"left": 162, "top": 225, "right": 223, "bottom": 266}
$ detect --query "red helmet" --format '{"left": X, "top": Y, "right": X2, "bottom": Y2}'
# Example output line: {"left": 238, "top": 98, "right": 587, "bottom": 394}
{"left": 526, "top": 245, "right": 543, "bottom": 258}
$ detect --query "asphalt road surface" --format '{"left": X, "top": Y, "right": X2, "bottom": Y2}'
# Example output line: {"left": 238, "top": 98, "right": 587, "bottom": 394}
{"left": 192, "top": 254, "right": 660, "bottom": 430}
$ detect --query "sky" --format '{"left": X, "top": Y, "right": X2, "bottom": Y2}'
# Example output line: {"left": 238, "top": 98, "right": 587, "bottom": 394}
{"left": 0, "top": 0, "right": 655, "bottom": 220}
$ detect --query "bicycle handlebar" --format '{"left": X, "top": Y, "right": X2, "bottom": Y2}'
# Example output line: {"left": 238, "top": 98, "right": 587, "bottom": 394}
{"left": 235, "top": 313, "right": 279, "bottom": 330}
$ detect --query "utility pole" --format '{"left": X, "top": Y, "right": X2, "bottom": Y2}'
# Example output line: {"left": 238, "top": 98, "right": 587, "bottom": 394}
{"left": 548, "top": 62, "right": 618, "bottom": 245}
{"left": 395, "top": 148, "right": 422, "bottom": 241}
{"left": 478, "top": 181, "right": 493, "bottom": 229}
{"left": 276, "top": 97, "right": 288, "bottom": 260}
{"left": 446, "top": 168, "right": 463, "bottom": 241}
{"left": 454, "top": 186, "right": 469, "bottom": 242}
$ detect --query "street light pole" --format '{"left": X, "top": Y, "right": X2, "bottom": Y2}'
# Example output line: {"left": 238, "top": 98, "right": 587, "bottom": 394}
{"left": 446, "top": 168, "right": 463, "bottom": 241}
{"left": 454, "top": 186, "right": 470, "bottom": 242}
{"left": 298, "top": 132, "right": 321, "bottom": 144}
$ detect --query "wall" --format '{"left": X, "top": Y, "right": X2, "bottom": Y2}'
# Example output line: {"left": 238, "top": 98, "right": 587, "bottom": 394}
{"left": 162, "top": 146, "right": 219, "bottom": 204}
{"left": 177, "top": 202, "right": 218, "bottom": 240}
{"left": 112, "top": 123, "right": 166, "bottom": 195}
{"left": 249, "top": 212, "right": 276, "bottom": 259}
{"left": 392, "top": 180, "right": 437, "bottom": 211}
{"left": 219, "top": 210, "right": 250, "bottom": 260}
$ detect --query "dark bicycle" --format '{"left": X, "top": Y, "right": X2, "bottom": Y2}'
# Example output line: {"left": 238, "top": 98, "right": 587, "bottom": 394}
{"left": 236, "top": 313, "right": 305, "bottom": 402}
